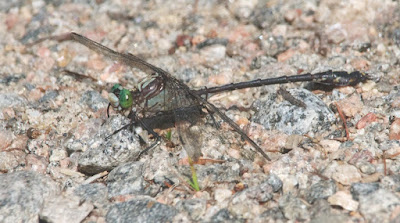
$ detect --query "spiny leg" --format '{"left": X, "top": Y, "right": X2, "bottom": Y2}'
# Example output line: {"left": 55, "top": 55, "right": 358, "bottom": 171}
{"left": 205, "top": 106, "right": 220, "bottom": 129}
{"left": 105, "top": 121, "right": 136, "bottom": 141}
{"left": 135, "top": 118, "right": 161, "bottom": 159}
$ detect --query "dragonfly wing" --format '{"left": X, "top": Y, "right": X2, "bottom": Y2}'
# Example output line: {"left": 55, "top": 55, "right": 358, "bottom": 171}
{"left": 164, "top": 78, "right": 204, "bottom": 161}
{"left": 174, "top": 108, "right": 203, "bottom": 161}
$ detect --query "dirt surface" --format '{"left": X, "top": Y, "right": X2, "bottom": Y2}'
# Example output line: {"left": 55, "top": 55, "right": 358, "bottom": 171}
{"left": 1, "top": 0, "right": 400, "bottom": 222}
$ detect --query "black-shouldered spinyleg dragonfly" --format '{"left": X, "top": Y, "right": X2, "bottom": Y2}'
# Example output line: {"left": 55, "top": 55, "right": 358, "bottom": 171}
{"left": 29, "top": 32, "right": 370, "bottom": 162}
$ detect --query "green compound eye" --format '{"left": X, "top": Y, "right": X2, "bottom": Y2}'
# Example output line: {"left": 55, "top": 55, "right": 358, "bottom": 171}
{"left": 119, "top": 88, "right": 133, "bottom": 109}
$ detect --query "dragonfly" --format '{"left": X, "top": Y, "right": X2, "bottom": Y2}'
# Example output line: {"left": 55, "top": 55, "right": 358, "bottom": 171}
{"left": 29, "top": 32, "right": 370, "bottom": 162}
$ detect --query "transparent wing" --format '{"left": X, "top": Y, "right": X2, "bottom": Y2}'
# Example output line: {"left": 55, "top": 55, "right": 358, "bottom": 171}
{"left": 164, "top": 78, "right": 204, "bottom": 161}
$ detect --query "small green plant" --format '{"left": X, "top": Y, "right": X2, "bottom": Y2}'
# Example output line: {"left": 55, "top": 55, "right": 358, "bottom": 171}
{"left": 165, "top": 129, "right": 172, "bottom": 141}
{"left": 188, "top": 157, "right": 200, "bottom": 191}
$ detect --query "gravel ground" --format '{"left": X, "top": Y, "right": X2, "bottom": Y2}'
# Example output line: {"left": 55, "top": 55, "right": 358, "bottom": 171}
{"left": 1, "top": 0, "right": 400, "bottom": 222}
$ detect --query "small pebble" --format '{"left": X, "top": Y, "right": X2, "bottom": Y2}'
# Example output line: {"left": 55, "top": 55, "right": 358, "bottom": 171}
{"left": 350, "top": 182, "right": 380, "bottom": 201}
{"left": 319, "top": 139, "right": 341, "bottom": 153}
{"left": 200, "top": 45, "right": 226, "bottom": 64}
{"left": 328, "top": 191, "right": 359, "bottom": 211}
{"left": 27, "top": 127, "right": 41, "bottom": 139}
{"left": 0, "top": 130, "right": 13, "bottom": 151}
{"left": 350, "top": 58, "right": 370, "bottom": 71}
{"left": 389, "top": 119, "right": 400, "bottom": 140}
{"left": 356, "top": 112, "right": 377, "bottom": 129}
{"left": 277, "top": 49, "right": 295, "bottom": 62}
{"left": 87, "top": 58, "right": 107, "bottom": 71}
{"left": 284, "top": 9, "right": 299, "bottom": 23}
{"left": 25, "top": 154, "right": 48, "bottom": 174}
{"left": 337, "top": 94, "right": 364, "bottom": 117}
{"left": 49, "top": 149, "right": 68, "bottom": 162}
{"left": 214, "top": 188, "right": 232, "bottom": 202}
{"left": 361, "top": 81, "right": 376, "bottom": 92}
{"left": 0, "top": 150, "right": 26, "bottom": 172}
{"left": 281, "top": 175, "right": 298, "bottom": 193}
{"left": 37, "top": 46, "right": 51, "bottom": 58}
{"left": 358, "top": 162, "right": 376, "bottom": 175}
{"left": 40, "top": 194, "right": 94, "bottom": 223}
{"left": 359, "top": 189, "right": 400, "bottom": 222}
{"left": 332, "top": 164, "right": 361, "bottom": 185}
{"left": 305, "top": 180, "right": 336, "bottom": 204}
{"left": 325, "top": 24, "right": 346, "bottom": 44}
{"left": 57, "top": 48, "right": 73, "bottom": 67}
{"left": 376, "top": 43, "right": 387, "bottom": 56}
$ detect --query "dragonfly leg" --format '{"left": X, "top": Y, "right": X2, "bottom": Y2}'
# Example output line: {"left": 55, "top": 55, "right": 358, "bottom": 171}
{"left": 135, "top": 117, "right": 162, "bottom": 160}
{"left": 204, "top": 106, "right": 221, "bottom": 129}
{"left": 105, "top": 121, "right": 135, "bottom": 140}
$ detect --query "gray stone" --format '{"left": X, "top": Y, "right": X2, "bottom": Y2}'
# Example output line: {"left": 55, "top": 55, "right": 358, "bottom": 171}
{"left": 310, "top": 213, "right": 349, "bottom": 223}
{"left": 305, "top": 180, "right": 337, "bottom": 204}
{"left": 256, "top": 207, "right": 285, "bottom": 222}
{"left": 381, "top": 175, "right": 400, "bottom": 192}
{"left": 266, "top": 174, "right": 283, "bottom": 192}
{"left": 184, "top": 163, "right": 240, "bottom": 188}
{"left": 246, "top": 180, "right": 275, "bottom": 203}
{"left": 107, "top": 162, "right": 157, "bottom": 198}
{"left": 252, "top": 88, "right": 336, "bottom": 135}
{"left": 228, "top": 180, "right": 275, "bottom": 218}
{"left": 76, "top": 115, "right": 141, "bottom": 175}
{"left": 309, "top": 199, "right": 331, "bottom": 219}
{"left": 0, "top": 73, "right": 25, "bottom": 85}
{"left": 210, "top": 209, "right": 243, "bottom": 223}
{"left": 74, "top": 183, "right": 109, "bottom": 210}
{"left": 80, "top": 90, "right": 108, "bottom": 112}
{"left": 350, "top": 182, "right": 379, "bottom": 201}
{"left": 259, "top": 35, "right": 287, "bottom": 57}
{"left": 176, "top": 199, "right": 207, "bottom": 221}
{"left": 0, "top": 0, "right": 30, "bottom": 12}
{"left": 39, "top": 194, "right": 93, "bottom": 223}
{"left": 38, "top": 90, "right": 58, "bottom": 104}
{"left": 106, "top": 198, "right": 178, "bottom": 223}
{"left": 357, "top": 162, "right": 376, "bottom": 174}
{"left": 0, "top": 150, "right": 26, "bottom": 173}
{"left": 0, "top": 171, "right": 59, "bottom": 223}
{"left": 359, "top": 189, "right": 400, "bottom": 222}
{"left": 250, "top": 56, "right": 277, "bottom": 70}
{"left": 279, "top": 194, "right": 310, "bottom": 221}
{"left": 108, "top": 161, "right": 144, "bottom": 181}
{"left": 200, "top": 45, "right": 226, "bottom": 64}
{"left": 0, "top": 93, "right": 26, "bottom": 109}
{"left": 251, "top": 4, "right": 284, "bottom": 29}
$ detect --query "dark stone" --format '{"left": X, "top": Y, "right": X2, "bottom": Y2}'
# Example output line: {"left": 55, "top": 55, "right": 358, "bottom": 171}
{"left": 210, "top": 209, "right": 243, "bottom": 223}
{"left": 74, "top": 183, "right": 109, "bottom": 209}
{"left": 76, "top": 116, "right": 141, "bottom": 175}
{"left": 107, "top": 162, "right": 157, "bottom": 198}
{"left": 0, "top": 171, "right": 59, "bottom": 223}
{"left": 266, "top": 174, "right": 283, "bottom": 192}
{"left": 350, "top": 182, "right": 379, "bottom": 201}
{"left": 279, "top": 194, "right": 310, "bottom": 221}
{"left": 80, "top": 90, "right": 108, "bottom": 112}
{"left": 106, "top": 198, "right": 178, "bottom": 223}
{"left": 176, "top": 199, "right": 206, "bottom": 221}
{"left": 305, "top": 180, "right": 337, "bottom": 204}
{"left": 253, "top": 88, "right": 336, "bottom": 135}
{"left": 39, "top": 90, "right": 59, "bottom": 103}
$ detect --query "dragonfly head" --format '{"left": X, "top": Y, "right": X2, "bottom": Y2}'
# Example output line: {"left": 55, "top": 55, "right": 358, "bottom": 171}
{"left": 108, "top": 84, "right": 134, "bottom": 110}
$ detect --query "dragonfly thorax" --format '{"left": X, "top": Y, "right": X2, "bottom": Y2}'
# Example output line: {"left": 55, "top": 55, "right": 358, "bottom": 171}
{"left": 137, "top": 75, "right": 165, "bottom": 102}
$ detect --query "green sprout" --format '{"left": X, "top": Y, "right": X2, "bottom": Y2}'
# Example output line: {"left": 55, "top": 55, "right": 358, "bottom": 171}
{"left": 188, "top": 157, "right": 200, "bottom": 191}
{"left": 165, "top": 129, "right": 172, "bottom": 141}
